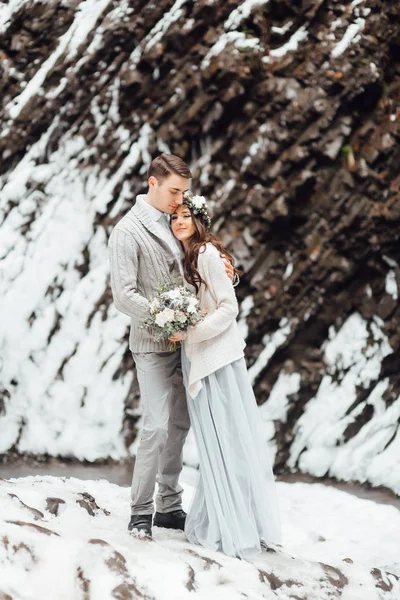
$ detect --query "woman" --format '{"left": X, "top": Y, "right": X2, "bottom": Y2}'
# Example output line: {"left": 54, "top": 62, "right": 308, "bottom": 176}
{"left": 169, "top": 193, "right": 281, "bottom": 558}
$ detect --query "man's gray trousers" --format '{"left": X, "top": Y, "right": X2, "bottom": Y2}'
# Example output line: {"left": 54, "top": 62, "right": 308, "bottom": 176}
{"left": 131, "top": 350, "right": 190, "bottom": 515}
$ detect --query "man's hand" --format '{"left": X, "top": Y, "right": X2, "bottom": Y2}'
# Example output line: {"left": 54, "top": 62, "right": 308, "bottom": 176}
{"left": 169, "top": 332, "right": 187, "bottom": 342}
{"left": 221, "top": 255, "right": 240, "bottom": 286}
{"left": 222, "top": 257, "right": 234, "bottom": 281}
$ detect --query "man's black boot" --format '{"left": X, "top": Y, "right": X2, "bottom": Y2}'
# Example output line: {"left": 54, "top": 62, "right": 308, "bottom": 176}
{"left": 153, "top": 509, "right": 186, "bottom": 531}
{"left": 128, "top": 514, "right": 152, "bottom": 537}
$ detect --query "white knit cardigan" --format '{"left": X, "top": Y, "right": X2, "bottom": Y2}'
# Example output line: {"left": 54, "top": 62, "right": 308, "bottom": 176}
{"left": 184, "top": 243, "right": 246, "bottom": 399}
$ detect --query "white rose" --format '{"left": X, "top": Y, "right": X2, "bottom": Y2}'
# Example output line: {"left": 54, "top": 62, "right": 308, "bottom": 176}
{"left": 187, "top": 297, "right": 198, "bottom": 313}
{"left": 149, "top": 299, "right": 160, "bottom": 314}
{"left": 155, "top": 312, "right": 167, "bottom": 327}
{"left": 176, "top": 313, "right": 187, "bottom": 324}
{"left": 166, "top": 289, "right": 181, "bottom": 300}
{"left": 155, "top": 308, "right": 175, "bottom": 327}
{"left": 192, "top": 195, "right": 206, "bottom": 209}
{"left": 162, "top": 308, "right": 175, "bottom": 323}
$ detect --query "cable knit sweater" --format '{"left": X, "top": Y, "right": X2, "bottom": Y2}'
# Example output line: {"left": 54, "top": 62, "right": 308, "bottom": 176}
{"left": 108, "top": 198, "right": 182, "bottom": 352}
{"left": 184, "top": 243, "right": 246, "bottom": 399}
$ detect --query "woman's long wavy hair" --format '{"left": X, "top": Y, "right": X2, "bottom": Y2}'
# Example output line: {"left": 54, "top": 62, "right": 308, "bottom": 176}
{"left": 178, "top": 211, "right": 241, "bottom": 294}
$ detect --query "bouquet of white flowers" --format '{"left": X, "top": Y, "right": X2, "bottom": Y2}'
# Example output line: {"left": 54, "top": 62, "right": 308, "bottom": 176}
{"left": 142, "top": 282, "right": 205, "bottom": 351}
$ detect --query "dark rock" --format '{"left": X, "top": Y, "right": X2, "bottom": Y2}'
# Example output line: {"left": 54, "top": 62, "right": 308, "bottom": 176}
{"left": 371, "top": 567, "right": 400, "bottom": 591}
{"left": 45, "top": 497, "right": 66, "bottom": 516}
{"left": 186, "top": 565, "right": 196, "bottom": 592}
{"left": 258, "top": 569, "right": 302, "bottom": 591}
{"left": 8, "top": 493, "right": 44, "bottom": 520}
{"left": 5, "top": 520, "right": 59, "bottom": 536}
{"left": 76, "top": 492, "right": 110, "bottom": 517}
{"left": 185, "top": 549, "right": 222, "bottom": 570}
{"left": 76, "top": 567, "right": 90, "bottom": 600}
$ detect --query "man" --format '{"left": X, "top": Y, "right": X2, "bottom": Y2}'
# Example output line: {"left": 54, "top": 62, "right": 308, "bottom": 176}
{"left": 109, "top": 154, "right": 233, "bottom": 538}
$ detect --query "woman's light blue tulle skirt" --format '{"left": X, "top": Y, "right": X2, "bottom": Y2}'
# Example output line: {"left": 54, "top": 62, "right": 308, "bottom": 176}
{"left": 181, "top": 346, "right": 281, "bottom": 558}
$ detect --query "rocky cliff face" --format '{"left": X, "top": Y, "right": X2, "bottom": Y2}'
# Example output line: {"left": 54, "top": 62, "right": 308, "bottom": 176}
{"left": 1, "top": 0, "right": 399, "bottom": 491}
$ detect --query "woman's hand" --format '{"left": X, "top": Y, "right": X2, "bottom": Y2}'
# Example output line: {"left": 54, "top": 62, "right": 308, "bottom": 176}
{"left": 169, "top": 331, "right": 187, "bottom": 342}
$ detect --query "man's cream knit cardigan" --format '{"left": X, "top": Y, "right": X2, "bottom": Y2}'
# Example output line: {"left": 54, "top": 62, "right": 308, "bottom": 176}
{"left": 108, "top": 198, "right": 182, "bottom": 352}
{"left": 184, "top": 243, "right": 246, "bottom": 399}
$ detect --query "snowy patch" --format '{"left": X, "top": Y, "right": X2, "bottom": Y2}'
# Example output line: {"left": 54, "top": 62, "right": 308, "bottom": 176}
{"left": 283, "top": 263, "right": 293, "bottom": 279}
{"left": 288, "top": 313, "right": 399, "bottom": 493}
{"left": 129, "top": 0, "right": 187, "bottom": 68}
{"left": 385, "top": 270, "right": 398, "bottom": 300}
{"left": 0, "top": 475, "right": 399, "bottom": 599}
{"left": 7, "top": 0, "right": 110, "bottom": 120}
{"left": 383, "top": 255, "right": 398, "bottom": 269}
{"left": 263, "top": 26, "right": 308, "bottom": 62}
{"left": 241, "top": 137, "right": 264, "bottom": 169}
{"left": 0, "top": 0, "right": 37, "bottom": 33}
{"left": 145, "top": 0, "right": 186, "bottom": 51}
{"left": 271, "top": 22, "right": 293, "bottom": 36}
{"left": 201, "top": 32, "right": 261, "bottom": 70}
{"left": 238, "top": 295, "right": 254, "bottom": 339}
{"left": 224, "top": 0, "right": 270, "bottom": 31}
{"left": 260, "top": 372, "right": 301, "bottom": 422}
{"left": 331, "top": 18, "right": 365, "bottom": 58}
{"left": 248, "top": 318, "right": 293, "bottom": 384}
{"left": 0, "top": 120, "right": 140, "bottom": 460}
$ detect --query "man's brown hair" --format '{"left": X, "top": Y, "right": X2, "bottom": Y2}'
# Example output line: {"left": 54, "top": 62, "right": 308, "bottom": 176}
{"left": 148, "top": 154, "right": 192, "bottom": 182}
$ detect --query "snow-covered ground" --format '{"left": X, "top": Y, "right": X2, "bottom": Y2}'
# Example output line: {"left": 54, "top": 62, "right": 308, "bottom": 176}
{"left": 1, "top": 472, "right": 399, "bottom": 599}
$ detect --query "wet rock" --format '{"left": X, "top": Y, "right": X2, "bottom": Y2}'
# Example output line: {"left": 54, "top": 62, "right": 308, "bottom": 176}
{"left": 45, "top": 497, "right": 66, "bottom": 516}
{"left": 5, "top": 521, "right": 59, "bottom": 537}
{"left": 371, "top": 567, "right": 400, "bottom": 591}
{"left": 76, "top": 567, "right": 90, "bottom": 600}
{"left": 258, "top": 569, "right": 302, "bottom": 591}
{"left": 186, "top": 565, "right": 196, "bottom": 592}
{"left": 8, "top": 494, "right": 44, "bottom": 520}
{"left": 88, "top": 539, "right": 152, "bottom": 599}
{"left": 76, "top": 492, "right": 110, "bottom": 517}
{"left": 185, "top": 549, "right": 222, "bottom": 570}
{"left": 319, "top": 562, "right": 348, "bottom": 589}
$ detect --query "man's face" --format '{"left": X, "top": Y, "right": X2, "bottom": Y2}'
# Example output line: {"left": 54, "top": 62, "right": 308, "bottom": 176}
{"left": 149, "top": 173, "right": 190, "bottom": 214}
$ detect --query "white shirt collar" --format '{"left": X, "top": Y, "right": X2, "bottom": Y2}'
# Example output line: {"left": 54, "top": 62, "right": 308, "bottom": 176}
{"left": 137, "top": 194, "right": 165, "bottom": 223}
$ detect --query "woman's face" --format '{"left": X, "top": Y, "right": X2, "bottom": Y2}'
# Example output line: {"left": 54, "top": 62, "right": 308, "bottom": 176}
{"left": 170, "top": 204, "right": 196, "bottom": 245}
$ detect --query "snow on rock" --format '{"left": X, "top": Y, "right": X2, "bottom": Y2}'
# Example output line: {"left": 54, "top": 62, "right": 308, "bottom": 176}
{"left": 0, "top": 121, "right": 137, "bottom": 460}
{"left": 0, "top": 475, "right": 399, "bottom": 599}
{"left": 238, "top": 295, "right": 254, "bottom": 339}
{"left": 201, "top": 32, "right": 262, "bottom": 70}
{"left": 0, "top": 0, "right": 36, "bottom": 33}
{"left": 128, "top": 0, "right": 187, "bottom": 68}
{"left": 287, "top": 313, "right": 400, "bottom": 493}
{"left": 6, "top": 0, "right": 111, "bottom": 120}
{"left": 259, "top": 372, "right": 301, "bottom": 463}
{"left": 385, "top": 270, "right": 398, "bottom": 301}
{"left": 248, "top": 318, "right": 293, "bottom": 384}
{"left": 224, "top": 0, "right": 270, "bottom": 31}
{"left": 263, "top": 25, "right": 308, "bottom": 63}
{"left": 331, "top": 18, "right": 366, "bottom": 58}
{"left": 260, "top": 372, "right": 301, "bottom": 423}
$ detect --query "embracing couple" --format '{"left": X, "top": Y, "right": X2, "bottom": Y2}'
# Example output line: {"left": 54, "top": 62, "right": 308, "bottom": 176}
{"left": 108, "top": 154, "right": 281, "bottom": 558}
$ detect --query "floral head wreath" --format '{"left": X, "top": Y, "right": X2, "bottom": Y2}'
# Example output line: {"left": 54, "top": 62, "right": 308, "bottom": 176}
{"left": 183, "top": 190, "right": 212, "bottom": 229}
